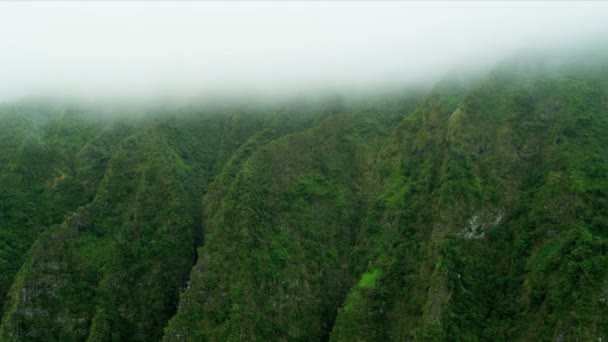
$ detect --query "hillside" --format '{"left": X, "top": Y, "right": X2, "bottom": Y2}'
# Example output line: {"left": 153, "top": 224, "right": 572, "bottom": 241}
{"left": 0, "top": 55, "right": 607, "bottom": 341}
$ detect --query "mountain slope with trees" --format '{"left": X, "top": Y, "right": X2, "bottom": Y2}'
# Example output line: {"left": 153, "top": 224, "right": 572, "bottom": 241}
{"left": 0, "top": 53, "right": 607, "bottom": 341}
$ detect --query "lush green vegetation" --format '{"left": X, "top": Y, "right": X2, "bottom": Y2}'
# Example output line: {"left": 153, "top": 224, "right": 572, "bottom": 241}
{"left": 1, "top": 53, "right": 607, "bottom": 341}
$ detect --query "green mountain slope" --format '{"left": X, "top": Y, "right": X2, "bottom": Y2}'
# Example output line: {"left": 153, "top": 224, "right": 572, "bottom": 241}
{"left": 0, "top": 55, "right": 607, "bottom": 341}
{"left": 330, "top": 59, "right": 608, "bottom": 341}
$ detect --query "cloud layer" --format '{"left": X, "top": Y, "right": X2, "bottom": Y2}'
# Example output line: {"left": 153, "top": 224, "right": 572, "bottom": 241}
{"left": 1, "top": 2, "right": 607, "bottom": 100}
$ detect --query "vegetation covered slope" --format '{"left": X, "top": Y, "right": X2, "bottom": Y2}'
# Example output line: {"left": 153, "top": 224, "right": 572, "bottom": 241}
{"left": 331, "top": 59, "right": 608, "bottom": 341}
{"left": 0, "top": 54, "right": 607, "bottom": 341}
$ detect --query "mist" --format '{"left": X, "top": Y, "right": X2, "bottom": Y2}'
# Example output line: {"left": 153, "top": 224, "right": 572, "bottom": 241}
{"left": 1, "top": 1, "right": 607, "bottom": 102}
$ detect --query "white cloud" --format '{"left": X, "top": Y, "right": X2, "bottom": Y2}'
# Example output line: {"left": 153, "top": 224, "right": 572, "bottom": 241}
{"left": 0, "top": 1, "right": 607, "bottom": 100}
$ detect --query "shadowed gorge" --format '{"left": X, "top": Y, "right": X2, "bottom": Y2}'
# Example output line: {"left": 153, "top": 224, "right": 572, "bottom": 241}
{"left": 0, "top": 52, "right": 607, "bottom": 341}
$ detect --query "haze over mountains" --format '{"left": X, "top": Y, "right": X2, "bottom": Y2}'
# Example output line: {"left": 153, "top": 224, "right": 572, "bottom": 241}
{"left": 1, "top": 2, "right": 608, "bottom": 101}
{"left": 1, "top": 2, "right": 608, "bottom": 341}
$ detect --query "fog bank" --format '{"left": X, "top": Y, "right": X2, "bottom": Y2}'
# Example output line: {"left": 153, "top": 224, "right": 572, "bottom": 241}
{"left": 1, "top": 1, "right": 607, "bottom": 101}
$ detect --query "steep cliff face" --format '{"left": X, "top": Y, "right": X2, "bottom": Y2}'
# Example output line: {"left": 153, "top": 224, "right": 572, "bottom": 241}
{"left": 163, "top": 104, "right": 416, "bottom": 341}
{"left": 0, "top": 105, "right": 127, "bottom": 316}
{"left": 0, "top": 102, "right": 331, "bottom": 340}
{"left": 331, "top": 60, "right": 608, "bottom": 341}
{"left": 1, "top": 55, "right": 607, "bottom": 341}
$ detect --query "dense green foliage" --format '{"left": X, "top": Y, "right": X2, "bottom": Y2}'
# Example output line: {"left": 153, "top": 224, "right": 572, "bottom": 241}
{"left": 1, "top": 54, "right": 607, "bottom": 341}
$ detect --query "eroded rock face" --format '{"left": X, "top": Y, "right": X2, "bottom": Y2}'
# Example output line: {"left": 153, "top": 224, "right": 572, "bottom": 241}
{"left": 461, "top": 208, "right": 505, "bottom": 240}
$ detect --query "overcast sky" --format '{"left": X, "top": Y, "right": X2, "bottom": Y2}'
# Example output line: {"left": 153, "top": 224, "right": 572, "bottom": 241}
{"left": 0, "top": 1, "right": 607, "bottom": 101}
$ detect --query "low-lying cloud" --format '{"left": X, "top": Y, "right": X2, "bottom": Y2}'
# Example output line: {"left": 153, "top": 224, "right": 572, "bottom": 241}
{"left": 1, "top": 1, "right": 607, "bottom": 101}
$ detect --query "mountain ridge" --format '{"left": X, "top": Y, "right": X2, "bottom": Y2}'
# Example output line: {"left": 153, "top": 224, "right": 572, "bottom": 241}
{"left": 0, "top": 54, "right": 607, "bottom": 340}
